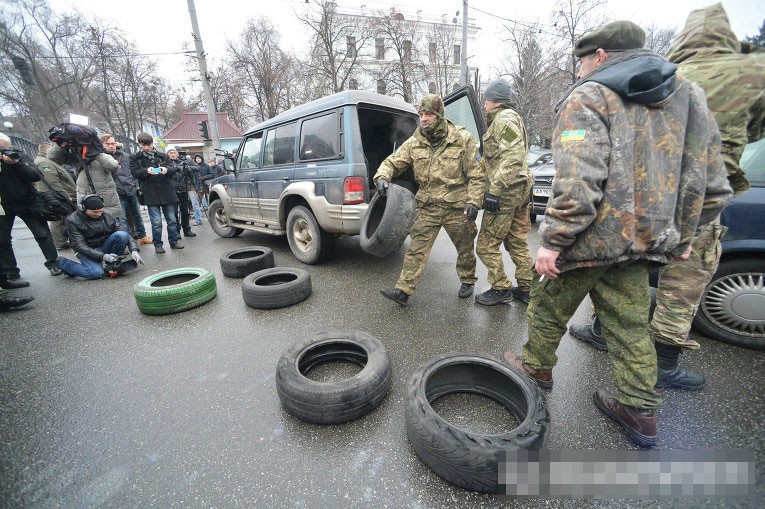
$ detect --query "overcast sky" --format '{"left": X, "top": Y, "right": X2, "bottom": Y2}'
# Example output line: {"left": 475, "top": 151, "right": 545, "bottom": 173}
{"left": 48, "top": 0, "right": 763, "bottom": 90}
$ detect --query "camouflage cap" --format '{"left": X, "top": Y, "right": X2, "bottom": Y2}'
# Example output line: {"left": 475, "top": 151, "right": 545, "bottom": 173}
{"left": 418, "top": 94, "right": 445, "bottom": 116}
{"left": 574, "top": 20, "right": 645, "bottom": 57}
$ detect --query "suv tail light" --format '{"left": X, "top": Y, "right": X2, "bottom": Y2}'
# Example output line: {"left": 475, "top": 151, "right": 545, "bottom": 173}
{"left": 343, "top": 176, "right": 366, "bottom": 205}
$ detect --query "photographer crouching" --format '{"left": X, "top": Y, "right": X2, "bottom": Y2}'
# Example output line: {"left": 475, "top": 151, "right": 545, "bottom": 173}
{"left": 59, "top": 194, "right": 143, "bottom": 280}
{"left": 166, "top": 146, "right": 196, "bottom": 238}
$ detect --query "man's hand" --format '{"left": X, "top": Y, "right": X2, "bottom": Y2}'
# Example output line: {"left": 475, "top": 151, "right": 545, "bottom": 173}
{"left": 463, "top": 205, "right": 479, "bottom": 222}
{"left": 376, "top": 178, "right": 389, "bottom": 196}
{"left": 483, "top": 193, "right": 500, "bottom": 212}
{"left": 535, "top": 246, "right": 561, "bottom": 279}
{"left": 1, "top": 154, "right": 18, "bottom": 164}
{"left": 131, "top": 250, "right": 143, "bottom": 264}
{"left": 673, "top": 246, "right": 692, "bottom": 262}
{"left": 102, "top": 253, "right": 119, "bottom": 263}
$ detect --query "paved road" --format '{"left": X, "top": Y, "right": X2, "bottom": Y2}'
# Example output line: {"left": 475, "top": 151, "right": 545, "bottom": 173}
{"left": 1, "top": 213, "right": 763, "bottom": 507}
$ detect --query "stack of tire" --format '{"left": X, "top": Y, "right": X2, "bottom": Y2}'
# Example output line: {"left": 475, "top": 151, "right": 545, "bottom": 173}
{"left": 219, "top": 247, "right": 312, "bottom": 309}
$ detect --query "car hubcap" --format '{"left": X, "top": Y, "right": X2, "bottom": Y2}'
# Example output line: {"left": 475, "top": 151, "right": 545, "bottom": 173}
{"left": 702, "top": 272, "right": 765, "bottom": 337}
{"left": 292, "top": 218, "right": 313, "bottom": 253}
{"left": 214, "top": 208, "right": 229, "bottom": 231}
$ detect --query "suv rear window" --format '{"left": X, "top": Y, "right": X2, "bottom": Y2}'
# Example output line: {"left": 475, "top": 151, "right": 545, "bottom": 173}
{"left": 263, "top": 123, "right": 297, "bottom": 166}
{"left": 299, "top": 112, "right": 338, "bottom": 160}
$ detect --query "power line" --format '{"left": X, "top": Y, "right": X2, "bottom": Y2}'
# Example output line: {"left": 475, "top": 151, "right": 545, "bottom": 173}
{"left": 469, "top": 5, "right": 567, "bottom": 40}
{"left": 1, "top": 50, "right": 195, "bottom": 63}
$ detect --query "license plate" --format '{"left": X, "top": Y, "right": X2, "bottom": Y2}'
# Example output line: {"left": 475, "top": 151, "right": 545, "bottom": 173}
{"left": 533, "top": 187, "right": 552, "bottom": 197}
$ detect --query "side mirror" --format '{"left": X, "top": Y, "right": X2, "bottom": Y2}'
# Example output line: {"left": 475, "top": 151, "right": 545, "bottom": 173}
{"left": 223, "top": 157, "right": 235, "bottom": 173}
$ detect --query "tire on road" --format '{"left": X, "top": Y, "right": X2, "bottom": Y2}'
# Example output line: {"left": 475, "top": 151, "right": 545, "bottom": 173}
{"left": 275, "top": 330, "right": 393, "bottom": 424}
{"left": 405, "top": 353, "right": 549, "bottom": 493}
{"left": 241, "top": 267, "right": 312, "bottom": 309}
{"left": 220, "top": 247, "right": 275, "bottom": 278}
{"left": 693, "top": 258, "right": 765, "bottom": 350}
{"left": 209, "top": 199, "right": 244, "bottom": 238}
{"left": 360, "top": 183, "right": 417, "bottom": 257}
{"left": 134, "top": 267, "right": 217, "bottom": 315}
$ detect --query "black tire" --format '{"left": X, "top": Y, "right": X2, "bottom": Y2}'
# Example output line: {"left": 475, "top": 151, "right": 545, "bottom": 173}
{"left": 241, "top": 267, "right": 312, "bottom": 309}
{"left": 693, "top": 258, "right": 765, "bottom": 350}
{"left": 220, "top": 247, "right": 275, "bottom": 278}
{"left": 209, "top": 199, "right": 244, "bottom": 238}
{"left": 286, "top": 205, "right": 335, "bottom": 264}
{"left": 359, "top": 183, "right": 417, "bottom": 257}
{"left": 405, "top": 353, "right": 549, "bottom": 493}
{"left": 134, "top": 267, "right": 217, "bottom": 315}
{"left": 275, "top": 330, "right": 393, "bottom": 424}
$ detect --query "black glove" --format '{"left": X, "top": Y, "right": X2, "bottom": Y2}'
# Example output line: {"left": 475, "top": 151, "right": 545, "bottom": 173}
{"left": 376, "top": 178, "right": 389, "bottom": 196}
{"left": 483, "top": 193, "right": 500, "bottom": 212}
{"left": 102, "top": 253, "right": 119, "bottom": 263}
{"left": 463, "top": 205, "right": 479, "bottom": 222}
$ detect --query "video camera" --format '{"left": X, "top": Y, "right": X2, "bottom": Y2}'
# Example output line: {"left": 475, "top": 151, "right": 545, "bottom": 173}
{"left": 47, "top": 123, "right": 105, "bottom": 160}
{"left": 0, "top": 147, "right": 21, "bottom": 161}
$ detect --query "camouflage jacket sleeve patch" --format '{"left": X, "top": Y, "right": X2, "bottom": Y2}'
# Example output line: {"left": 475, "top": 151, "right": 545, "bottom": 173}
{"left": 501, "top": 125, "right": 519, "bottom": 144}
{"left": 560, "top": 129, "right": 587, "bottom": 142}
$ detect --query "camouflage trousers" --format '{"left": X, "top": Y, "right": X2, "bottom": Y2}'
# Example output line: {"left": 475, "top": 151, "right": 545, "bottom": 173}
{"left": 395, "top": 203, "right": 477, "bottom": 295}
{"left": 524, "top": 260, "right": 661, "bottom": 410}
{"left": 651, "top": 220, "right": 724, "bottom": 350}
{"left": 476, "top": 184, "right": 533, "bottom": 291}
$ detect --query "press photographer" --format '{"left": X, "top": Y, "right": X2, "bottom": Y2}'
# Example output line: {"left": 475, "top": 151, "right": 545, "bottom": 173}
{"left": 166, "top": 146, "right": 196, "bottom": 238}
{"left": 0, "top": 132, "right": 62, "bottom": 289}
{"left": 59, "top": 194, "right": 142, "bottom": 280}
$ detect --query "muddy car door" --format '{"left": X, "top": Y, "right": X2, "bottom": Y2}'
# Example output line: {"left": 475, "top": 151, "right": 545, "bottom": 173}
{"left": 227, "top": 132, "right": 263, "bottom": 220}
{"left": 256, "top": 122, "right": 297, "bottom": 224}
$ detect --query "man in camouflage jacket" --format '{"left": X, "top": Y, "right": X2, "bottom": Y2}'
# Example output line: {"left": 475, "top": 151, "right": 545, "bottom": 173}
{"left": 503, "top": 20, "right": 732, "bottom": 448}
{"left": 375, "top": 94, "right": 484, "bottom": 306}
{"left": 570, "top": 4, "right": 765, "bottom": 391}
{"left": 34, "top": 142, "right": 76, "bottom": 250}
{"left": 474, "top": 78, "right": 534, "bottom": 306}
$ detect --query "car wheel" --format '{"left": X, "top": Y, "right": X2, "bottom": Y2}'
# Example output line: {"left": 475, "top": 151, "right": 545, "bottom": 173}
{"left": 360, "top": 183, "right": 417, "bottom": 257}
{"left": 134, "top": 267, "right": 217, "bottom": 315}
{"left": 286, "top": 205, "right": 335, "bottom": 264}
{"left": 405, "top": 353, "right": 549, "bottom": 493}
{"left": 275, "top": 330, "right": 392, "bottom": 424}
{"left": 241, "top": 267, "right": 312, "bottom": 309}
{"left": 693, "top": 258, "right": 765, "bottom": 350}
{"left": 220, "top": 247, "right": 275, "bottom": 278}
{"left": 209, "top": 199, "right": 244, "bottom": 238}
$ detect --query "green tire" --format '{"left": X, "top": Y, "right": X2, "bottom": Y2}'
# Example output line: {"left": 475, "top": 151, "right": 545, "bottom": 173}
{"left": 134, "top": 267, "right": 217, "bottom": 315}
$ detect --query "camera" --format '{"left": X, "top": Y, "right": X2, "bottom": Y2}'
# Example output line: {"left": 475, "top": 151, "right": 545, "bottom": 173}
{"left": 0, "top": 148, "right": 21, "bottom": 161}
{"left": 178, "top": 150, "right": 188, "bottom": 158}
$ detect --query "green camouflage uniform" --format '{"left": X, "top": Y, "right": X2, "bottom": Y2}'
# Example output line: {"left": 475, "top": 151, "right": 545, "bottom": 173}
{"left": 649, "top": 4, "right": 765, "bottom": 349}
{"left": 373, "top": 117, "right": 483, "bottom": 295}
{"left": 476, "top": 105, "right": 534, "bottom": 292}
{"left": 34, "top": 151, "right": 76, "bottom": 248}
{"left": 523, "top": 49, "right": 732, "bottom": 410}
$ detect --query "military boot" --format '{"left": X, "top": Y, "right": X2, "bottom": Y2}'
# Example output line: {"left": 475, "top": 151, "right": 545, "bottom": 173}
{"left": 654, "top": 341, "right": 706, "bottom": 390}
{"left": 458, "top": 283, "right": 474, "bottom": 298}
{"left": 569, "top": 316, "right": 608, "bottom": 351}
{"left": 593, "top": 389, "right": 657, "bottom": 448}
{"left": 475, "top": 288, "right": 513, "bottom": 306}
{"left": 510, "top": 287, "right": 531, "bottom": 305}
{"left": 380, "top": 288, "right": 409, "bottom": 306}
{"left": 502, "top": 352, "right": 553, "bottom": 390}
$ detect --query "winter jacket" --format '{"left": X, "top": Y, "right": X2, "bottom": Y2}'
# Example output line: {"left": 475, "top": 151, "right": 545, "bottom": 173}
{"left": 129, "top": 149, "right": 178, "bottom": 206}
{"left": 481, "top": 104, "right": 531, "bottom": 198}
{"left": 373, "top": 119, "right": 484, "bottom": 209}
{"left": 47, "top": 144, "right": 121, "bottom": 218}
{"left": 168, "top": 156, "right": 197, "bottom": 193}
{"left": 34, "top": 152, "right": 77, "bottom": 203}
{"left": 541, "top": 49, "right": 733, "bottom": 273}
{"left": 0, "top": 156, "right": 40, "bottom": 213}
{"left": 196, "top": 156, "right": 214, "bottom": 187}
{"left": 65, "top": 209, "right": 137, "bottom": 261}
{"left": 113, "top": 150, "right": 139, "bottom": 197}
{"left": 666, "top": 3, "right": 765, "bottom": 195}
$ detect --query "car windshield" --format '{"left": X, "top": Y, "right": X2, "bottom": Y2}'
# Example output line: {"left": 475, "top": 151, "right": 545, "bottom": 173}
{"left": 741, "top": 139, "right": 765, "bottom": 186}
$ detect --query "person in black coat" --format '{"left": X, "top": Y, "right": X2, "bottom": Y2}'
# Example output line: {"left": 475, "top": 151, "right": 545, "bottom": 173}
{"left": 195, "top": 154, "right": 214, "bottom": 206}
{"left": 129, "top": 133, "right": 182, "bottom": 254}
{"left": 166, "top": 146, "right": 196, "bottom": 238}
{"left": 0, "top": 133, "right": 61, "bottom": 289}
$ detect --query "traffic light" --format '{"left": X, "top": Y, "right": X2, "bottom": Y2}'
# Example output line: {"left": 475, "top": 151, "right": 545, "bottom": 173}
{"left": 197, "top": 120, "right": 210, "bottom": 141}
{"left": 11, "top": 56, "right": 35, "bottom": 86}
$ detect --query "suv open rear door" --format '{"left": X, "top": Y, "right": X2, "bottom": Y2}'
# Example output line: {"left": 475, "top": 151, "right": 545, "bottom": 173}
{"left": 443, "top": 85, "right": 487, "bottom": 153}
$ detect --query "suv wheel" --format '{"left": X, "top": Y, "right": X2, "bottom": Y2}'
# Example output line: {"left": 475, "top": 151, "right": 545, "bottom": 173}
{"left": 286, "top": 205, "right": 335, "bottom": 264}
{"left": 693, "top": 258, "right": 765, "bottom": 350}
{"left": 209, "top": 199, "right": 244, "bottom": 238}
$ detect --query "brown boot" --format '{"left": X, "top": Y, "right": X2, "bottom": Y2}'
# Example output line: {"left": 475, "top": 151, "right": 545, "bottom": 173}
{"left": 502, "top": 352, "right": 553, "bottom": 390}
{"left": 593, "top": 389, "right": 657, "bottom": 448}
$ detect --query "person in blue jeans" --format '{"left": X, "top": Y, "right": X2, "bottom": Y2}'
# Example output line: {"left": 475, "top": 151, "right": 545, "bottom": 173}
{"left": 59, "top": 194, "right": 142, "bottom": 279}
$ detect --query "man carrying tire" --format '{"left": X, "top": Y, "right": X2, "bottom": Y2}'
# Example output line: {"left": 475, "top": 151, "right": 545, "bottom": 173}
{"left": 502, "top": 20, "right": 732, "bottom": 448}
{"left": 569, "top": 4, "right": 765, "bottom": 390}
{"left": 474, "top": 78, "right": 534, "bottom": 307}
{"left": 374, "top": 94, "right": 484, "bottom": 306}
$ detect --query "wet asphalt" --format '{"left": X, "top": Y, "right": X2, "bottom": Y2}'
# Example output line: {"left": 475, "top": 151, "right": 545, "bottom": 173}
{"left": 1, "top": 211, "right": 763, "bottom": 508}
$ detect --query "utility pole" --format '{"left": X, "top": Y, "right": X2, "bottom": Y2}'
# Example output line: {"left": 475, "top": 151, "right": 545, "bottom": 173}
{"left": 187, "top": 0, "right": 220, "bottom": 158}
{"left": 461, "top": 0, "right": 469, "bottom": 86}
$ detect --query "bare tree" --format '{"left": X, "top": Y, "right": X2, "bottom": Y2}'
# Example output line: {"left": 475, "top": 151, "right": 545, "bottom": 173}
{"left": 552, "top": 0, "right": 608, "bottom": 86}
{"left": 644, "top": 24, "right": 677, "bottom": 55}
{"left": 424, "top": 22, "right": 461, "bottom": 97}
{"left": 370, "top": 10, "right": 426, "bottom": 103}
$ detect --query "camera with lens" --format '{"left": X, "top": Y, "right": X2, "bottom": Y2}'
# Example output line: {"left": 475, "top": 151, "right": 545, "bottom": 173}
{"left": 0, "top": 148, "right": 21, "bottom": 161}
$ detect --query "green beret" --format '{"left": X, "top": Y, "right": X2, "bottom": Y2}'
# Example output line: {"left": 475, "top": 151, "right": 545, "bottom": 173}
{"left": 573, "top": 20, "right": 645, "bottom": 57}
{"left": 418, "top": 94, "right": 444, "bottom": 116}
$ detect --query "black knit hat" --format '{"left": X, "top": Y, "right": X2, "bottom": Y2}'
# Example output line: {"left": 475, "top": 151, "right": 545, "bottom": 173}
{"left": 574, "top": 20, "right": 645, "bottom": 57}
{"left": 82, "top": 194, "right": 105, "bottom": 211}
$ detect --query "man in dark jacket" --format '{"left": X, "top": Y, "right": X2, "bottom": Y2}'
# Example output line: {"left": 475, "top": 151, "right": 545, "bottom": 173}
{"left": 0, "top": 133, "right": 62, "bottom": 289}
{"left": 59, "top": 194, "right": 142, "bottom": 280}
{"left": 166, "top": 146, "right": 196, "bottom": 238}
{"left": 129, "top": 133, "right": 182, "bottom": 253}
{"left": 34, "top": 142, "right": 76, "bottom": 250}
{"left": 104, "top": 135, "right": 151, "bottom": 244}
{"left": 195, "top": 154, "right": 213, "bottom": 207}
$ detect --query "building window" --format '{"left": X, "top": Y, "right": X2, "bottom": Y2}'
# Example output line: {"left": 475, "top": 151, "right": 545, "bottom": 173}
{"left": 347, "top": 36, "right": 356, "bottom": 58}
{"left": 377, "top": 79, "right": 386, "bottom": 95}
{"left": 428, "top": 81, "right": 436, "bottom": 94}
{"left": 348, "top": 78, "right": 358, "bottom": 90}
{"left": 428, "top": 42, "right": 436, "bottom": 62}
{"left": 299, "top": 112, "right": 338, "bottom": 161}
{"left": 453, "top": 44, "right": 461, "bottom": 65}
{"left": 376, "top": 38, "right": 385, "bottom": 59}
{"left": 403, "top": 40, "right": 412, "bottom": 61}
